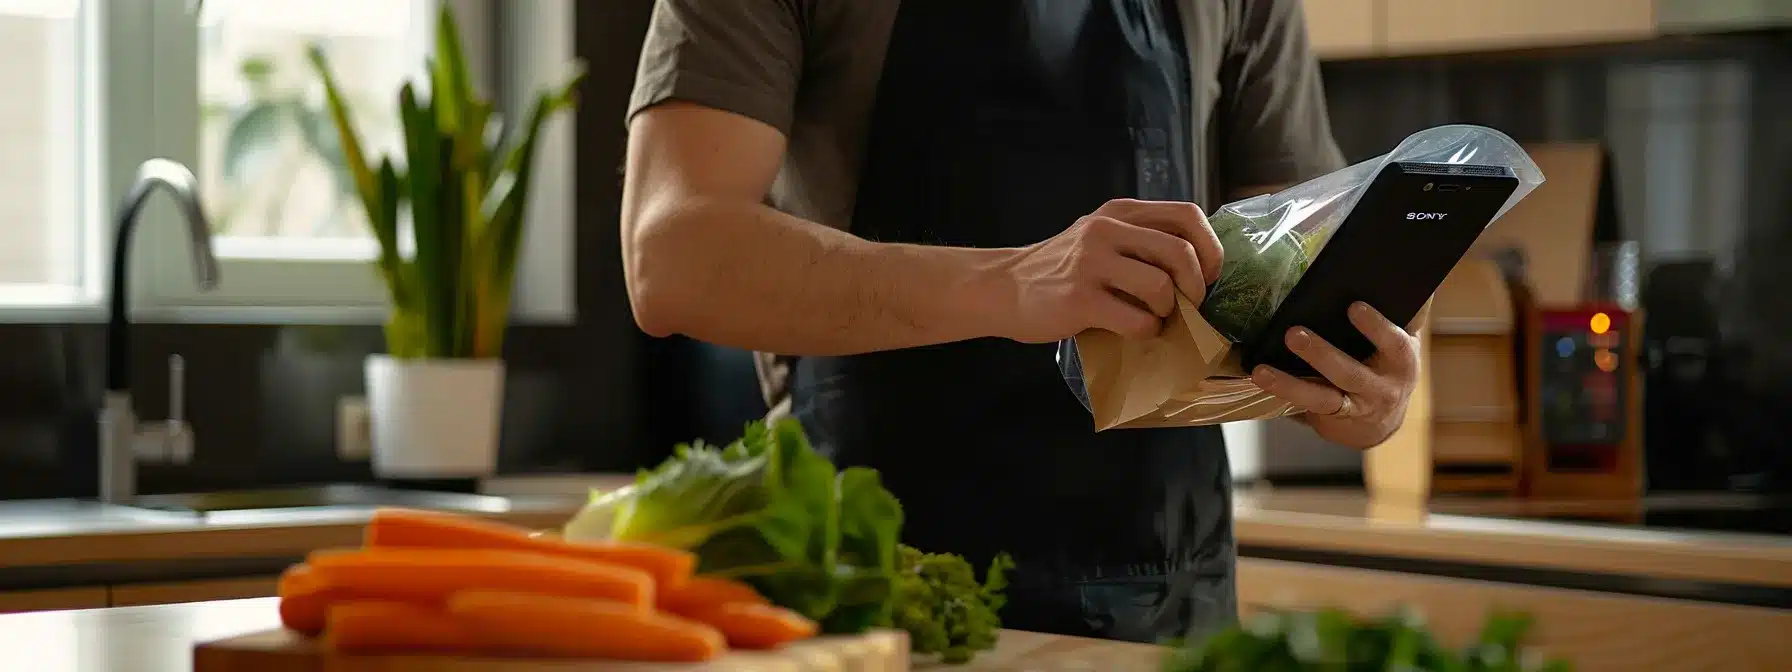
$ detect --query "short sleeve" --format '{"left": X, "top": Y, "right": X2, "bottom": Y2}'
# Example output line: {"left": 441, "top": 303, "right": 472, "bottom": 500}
{"left": 627, "top": 0, "right": 807, "bottom": 134}
{"left": 1218, "top": 0, "right": 1347, "bottom": 188}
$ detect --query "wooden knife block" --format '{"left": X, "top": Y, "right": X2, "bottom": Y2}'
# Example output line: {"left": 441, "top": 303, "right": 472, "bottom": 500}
{"left": 1367, "top": 259, "right": 1529, "bottom": 501}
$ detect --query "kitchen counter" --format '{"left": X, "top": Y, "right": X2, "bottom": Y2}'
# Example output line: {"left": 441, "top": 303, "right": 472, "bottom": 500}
{"left": 2, "top": 481, "right": 1786, "bottom": 670}
{"left": 1, "top": 480, "right": 1787, "bottom": 604}
{"left": 0, "top": 597, "right": 1168, "bottom": 671}
{"left": 0, "top": 496, "right": 580, "bottom": 571}
{"left": 1240, "top": 487, "right": 1792, "bottom": 577}
{"left": 1235, "top": 487, "right": 1792, "bottom": 600}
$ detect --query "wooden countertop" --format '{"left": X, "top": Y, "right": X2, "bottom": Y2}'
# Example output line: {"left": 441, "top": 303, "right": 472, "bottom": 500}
{"left": 0, "top": 597, "right": 1167, "bottom": 672}
{"left": 0, "top": 497, "right": 582, "bottom": 570}
{"left": 1, "top": 479, "right": 1788, "bottom": 592}
{"left": 1235, "top": 487, "right": 1792, "bottom": 589}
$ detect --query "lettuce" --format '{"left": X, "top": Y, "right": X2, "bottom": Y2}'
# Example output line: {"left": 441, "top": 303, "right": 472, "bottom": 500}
{"left": 562, "top": 418, "right": 903, "bottom": 634}
{"left": 1199, "top": 210, "right": 1318, "bottom": 344}
{"left": 1162, "top": 608, "right": 1573, "bottom": 672}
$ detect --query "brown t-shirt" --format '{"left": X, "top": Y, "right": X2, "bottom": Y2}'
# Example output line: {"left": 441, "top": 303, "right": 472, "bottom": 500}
{"left": 627, "top": 0, "right": 1348, "bottom": 414}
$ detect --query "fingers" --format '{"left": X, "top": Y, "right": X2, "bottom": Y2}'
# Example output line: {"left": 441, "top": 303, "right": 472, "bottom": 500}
{"left": 1095, "top": 199, "right": 1225, "bottom": 284}
{"left": 1082, "top": 216, "right": 1206, "bottom": 306}
{"left": 1089, "top": 291, "right": 1164, "bottom": 339}
{"left": 1284, "top": 327, "right": 1381, "bottom": 396}
{"left": 1404, "top": 300, "right": 1432, "bottom": 336}
{"left": 1348, "top": 302, "right": 1420, "bottom": 380}
{"left": 1101, "top": 256, "right": 1177, "bottom": 318}
{"left": 1251, "top": 364, "right": 1348, "bottom": 415}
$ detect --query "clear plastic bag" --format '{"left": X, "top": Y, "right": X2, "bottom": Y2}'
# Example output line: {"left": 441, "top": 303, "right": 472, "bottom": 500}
{"left": 1058, "top": 124, "right": 1546, "bottom": 430}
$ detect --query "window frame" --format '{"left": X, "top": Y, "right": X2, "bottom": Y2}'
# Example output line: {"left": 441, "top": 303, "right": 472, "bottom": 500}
{"left": 0, "top": 0, "right": 577, "bottom": 325}
{"left": 0, "top": 0, "right": 133, "bottom": 323}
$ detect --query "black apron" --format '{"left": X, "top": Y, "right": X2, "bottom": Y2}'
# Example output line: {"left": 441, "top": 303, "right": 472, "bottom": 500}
{"left": 790, "top": 0, "right": 1236, "bottom": 644}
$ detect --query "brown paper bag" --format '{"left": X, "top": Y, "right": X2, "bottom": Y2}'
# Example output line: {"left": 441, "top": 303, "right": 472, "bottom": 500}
{"left": 1074, "top": 292, "right": 1299, "bottom": 430}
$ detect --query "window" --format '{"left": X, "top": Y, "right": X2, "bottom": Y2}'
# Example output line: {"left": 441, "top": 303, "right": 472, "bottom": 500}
{"left": 198, "top": 0, "right": 422, "bottom": 259}
{"left": 0, "top": 0, "right": 89, "bottom": 307}
{"left": 0, "top": 0, "right": 575, "bottom": 321}
{"left": 150, "top": 0, "right": 442, "bottom": 311}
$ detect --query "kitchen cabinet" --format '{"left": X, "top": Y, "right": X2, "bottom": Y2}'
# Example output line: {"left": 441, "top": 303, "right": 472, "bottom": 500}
{"left": 110, "top": 577, "right": 280, "bottom": 608}
{"left": 1300, "top": 0, "right": 1669, "bottom": 60}
{"left": 1381, "top": 0, "right": 1656, "bottom": 56}
{"left": 0, "top": 587, "right": 109, "bottom": 614}
{"left": 1238, "top": 557, "right": 1792, "bottom": 671}
{"left": 1302, "top": 0, "right": 1381, "bottom": 59}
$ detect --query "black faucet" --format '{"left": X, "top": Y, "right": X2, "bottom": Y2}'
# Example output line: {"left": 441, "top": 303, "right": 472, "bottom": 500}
{"left": 106, "top": 158, "right": 220, "bottom": 391}
{"left": 99, "top": 158, "right": 220, "bottom": 504}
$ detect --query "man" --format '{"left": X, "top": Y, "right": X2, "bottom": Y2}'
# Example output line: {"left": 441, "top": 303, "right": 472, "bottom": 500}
{"left": 620, "top": 0, "right": 1421, "bottom": 643}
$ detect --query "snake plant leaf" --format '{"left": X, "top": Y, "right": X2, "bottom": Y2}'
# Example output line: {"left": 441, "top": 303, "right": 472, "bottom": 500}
{"left": 430, "top": 3, "right": 484, "bottom": 161}
{"left": 305, "top": 45, "right": 381, "bottom": 242}
{"left": 385, "top": 298, "right": 427, "bottom": 359}
{"left": 436, "top": 131, "right": 470, "bottom": 359}
{"left": 373, "top": 158, "right": 407, "bottom": 305}
{"left": 430, "top": 3, "right": 494, "bottom": 305}
{"left": 469, "top": 65, "right": 587, "bottom": 357}
{"left": 430, "top": 4, "right": 472, "bottom": 135}
{"left": 398, "top": 82, "right": 454, "bottom": 357}
{"left": 221, "top": 101, "right": 287, "bottom": 183}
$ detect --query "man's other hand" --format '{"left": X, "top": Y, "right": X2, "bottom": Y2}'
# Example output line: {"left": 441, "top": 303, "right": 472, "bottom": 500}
{"left": 991, "top": 199, "right": 1224, "bottom": 343}
{"left": 1249, "top": 302, "right": 1422, "bottom": 449}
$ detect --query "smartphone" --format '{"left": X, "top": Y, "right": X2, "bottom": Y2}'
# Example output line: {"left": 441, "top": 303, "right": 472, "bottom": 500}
{"left": 1240, "top": 161, "right": 1521, "bottom": 377}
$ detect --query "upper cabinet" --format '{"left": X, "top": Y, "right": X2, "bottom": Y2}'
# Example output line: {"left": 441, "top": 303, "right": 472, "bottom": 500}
{"left": 1302, "top": 0, "right": 1662, "bottom": 60}
{"left": 1382, "top": 0, "right": 1655, "bottom": 55}
{"left": 1302, "top": 0, "right": 1380, "bottom": 59}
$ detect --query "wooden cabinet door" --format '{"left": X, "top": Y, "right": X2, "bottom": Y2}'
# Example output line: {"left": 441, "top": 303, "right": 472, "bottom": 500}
{"left": 1383, "top": 0, "right": 1655, "bottom": 55}
{"left": 1238, "top": 558, "right": 1792, "bottom": 671}
{"left": 0, "top": 587, "right": 110, "bottom": 614}
{"left": 110, "top": 576, "right": 280, "bottom": 608}
{"left": 1302, "top": 0, "right": 1380, "bottom": 59}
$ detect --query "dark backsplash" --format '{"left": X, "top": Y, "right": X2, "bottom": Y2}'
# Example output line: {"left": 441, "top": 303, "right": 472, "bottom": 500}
{"left": 0, "top": 322, "right": 653, "bottom": 500}
{"left": 1, "top": 7, "right": 1785, "bottom": 500}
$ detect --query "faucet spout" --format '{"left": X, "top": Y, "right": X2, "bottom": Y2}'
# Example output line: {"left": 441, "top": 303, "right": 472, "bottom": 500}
{"left": 106, "top": 158, "right": 219, "bottom": 392}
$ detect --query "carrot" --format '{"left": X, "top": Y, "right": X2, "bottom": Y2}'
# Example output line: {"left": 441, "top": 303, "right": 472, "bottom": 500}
{"left": 365, "top": 508, "right": 697, "bottom": 588}
{"left": 324, "top": 600, "right": 479, "bottom": 654}
{"left": 657, "top": 575, "right": 769, "bottom": 616}
{"left": 684, "top": 602, "right": 819, "bottom": 650}
{"left": 448, "top": 590, "right": 726, "bottom": 662}
{"left": 276, "top": 564, "right": 333, "bottom": 635}
{"left": 309, "top": 548, "right": 654, "bottom": 609}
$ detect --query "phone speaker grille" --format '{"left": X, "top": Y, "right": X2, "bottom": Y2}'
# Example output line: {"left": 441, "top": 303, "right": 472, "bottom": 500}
{"left": 1400, "top": 162, "right": 1510, "bottom": 177}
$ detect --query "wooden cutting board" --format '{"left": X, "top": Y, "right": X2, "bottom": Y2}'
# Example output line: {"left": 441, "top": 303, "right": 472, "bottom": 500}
{"left": 194, "top": 627, "right": 910, "bottom": 671}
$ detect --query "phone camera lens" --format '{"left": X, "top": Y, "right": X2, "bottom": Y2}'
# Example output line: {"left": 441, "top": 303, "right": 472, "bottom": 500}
{"left": 1424, "top": 182, "right": 1434, "bottom": 191}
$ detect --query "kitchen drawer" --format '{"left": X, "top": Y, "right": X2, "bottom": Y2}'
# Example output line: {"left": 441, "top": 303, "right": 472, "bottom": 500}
{"left": 110, "top": 576, "right": 280, "bottom": 608}
{"left": 1383, "top": 0, "right": 1656, "bottom": 55}
{"left": 0, "top": 587, "right": 109, "bottom": 614}
{"left": 1430, "top": 334, "right": 1519, "bottom": 422}
{"left": 1302, "top": 0, "right": 1381, "bottom": 59}
{"left": 1238, "top": 558, "right": 1792, "bottom": 671}
{"left": 1431, "top": 420, "right": 1522, "bottom": 464}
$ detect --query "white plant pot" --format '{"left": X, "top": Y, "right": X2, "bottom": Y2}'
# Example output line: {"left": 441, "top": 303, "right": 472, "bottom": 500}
{"left": 364, "top": 355, "right": 505, "bottom": 478}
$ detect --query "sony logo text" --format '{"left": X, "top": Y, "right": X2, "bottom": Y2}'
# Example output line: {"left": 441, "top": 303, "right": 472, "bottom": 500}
{"left": 1405, "top": 212, "right": 1449, "bottom": 221}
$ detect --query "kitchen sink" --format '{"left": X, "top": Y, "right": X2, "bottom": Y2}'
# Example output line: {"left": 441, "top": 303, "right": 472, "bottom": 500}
{"left": 126, "top": 484, "right": 514, "bottom": 521}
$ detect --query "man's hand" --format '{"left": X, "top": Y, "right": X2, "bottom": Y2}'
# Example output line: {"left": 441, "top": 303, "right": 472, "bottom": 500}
{"left": 992, "top": 199, "right": 1224, "bottom": 343}
{"left": 1249, "top": 302, "right": 1421, "bottom": 449}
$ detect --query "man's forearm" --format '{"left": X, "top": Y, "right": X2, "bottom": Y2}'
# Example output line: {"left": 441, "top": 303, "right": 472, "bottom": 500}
{"left": 627, "top": 196, "right": 1014, "bottom": 356}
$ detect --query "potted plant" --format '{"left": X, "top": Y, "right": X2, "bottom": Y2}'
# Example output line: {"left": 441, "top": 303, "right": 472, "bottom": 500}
{"left": 308, "top": 5, "right": 585, "bottom": 477}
